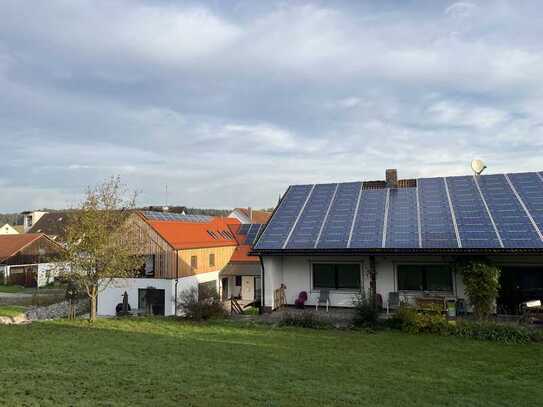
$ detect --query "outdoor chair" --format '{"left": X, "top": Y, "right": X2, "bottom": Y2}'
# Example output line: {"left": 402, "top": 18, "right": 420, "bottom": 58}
{"left": 315, "top": 289, "right": 330, "bottom": 312}
{"left": 294, "top": 291, "right": 308, "bottom": 309}
{"left": 386, "top": 291, "right": 400, "bottom": 314}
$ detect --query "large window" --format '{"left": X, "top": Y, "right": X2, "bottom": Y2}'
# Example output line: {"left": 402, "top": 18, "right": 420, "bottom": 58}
{"left": 313, "top": 263, "right": 361, "bottom": 290}
{"left": 397, "top": 265, "right": 453, "bottom": 292}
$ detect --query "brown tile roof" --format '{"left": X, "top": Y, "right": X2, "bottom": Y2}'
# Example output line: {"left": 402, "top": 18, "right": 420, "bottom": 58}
{"left": 0, "top": 234, "right": 43, "bottom": 262}
{"left": 28, "top": 211, "right": 73, "bottom": 240}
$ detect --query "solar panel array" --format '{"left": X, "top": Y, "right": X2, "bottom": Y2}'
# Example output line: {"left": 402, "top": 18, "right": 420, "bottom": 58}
{"left": 237, "top": 223, "right": 264, "bottom": 245}
{"left": 253, "top": 172, "right": 543, "bottom": 251}
{"left": 143, "top": 211, "right": 213, "bottom": 223}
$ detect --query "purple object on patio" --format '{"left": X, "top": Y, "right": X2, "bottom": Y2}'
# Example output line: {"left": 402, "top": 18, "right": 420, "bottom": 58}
{"left": 295, "top": 291, "right": 308, "bottom": 308}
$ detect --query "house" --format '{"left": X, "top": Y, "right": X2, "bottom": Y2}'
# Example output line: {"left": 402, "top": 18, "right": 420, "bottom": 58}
{"left": 219, "top": 223, "right": 264, "bottom": 305}
{"left": 97, "top": 211, "right": 240, "bottom": 316}
{"left": 0, "top": 224, "right": 20, "bottom": 235}
{"left": 229, "top": 207, "right": 272, "bottom": 224}
{"left": 252, "top": 169, "right": 543, "bottom": 315}
{"left": 0, "top": 234, "right": 66, "bottom": 287}
{"left": 28, "top": 211, "right": 72, "bottom": 242}
{"left": 20, "top": 211, "right": 48, "bottom": 233}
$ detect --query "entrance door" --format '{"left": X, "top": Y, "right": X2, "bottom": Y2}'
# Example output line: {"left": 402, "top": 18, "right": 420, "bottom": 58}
{"left": 138, "top": 288, "right": 165, "bottom": 315}
{"left": 241, "top": 276, "right": 255, "bottom": 300}
{"left": 498, "top": 266, "right": 543, "bottom": 314}
{"left": 221, "top": 278, "right": 229, "bottom": 300}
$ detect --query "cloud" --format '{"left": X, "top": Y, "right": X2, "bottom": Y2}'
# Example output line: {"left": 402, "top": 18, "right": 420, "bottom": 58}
{"left": 0, "top": 0, "right": 542, "bottom": 211}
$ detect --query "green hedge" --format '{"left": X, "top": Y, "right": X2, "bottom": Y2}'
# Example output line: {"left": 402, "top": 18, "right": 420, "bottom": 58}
{"left": 388, "top": 307, "right": 543, "bottom": 344}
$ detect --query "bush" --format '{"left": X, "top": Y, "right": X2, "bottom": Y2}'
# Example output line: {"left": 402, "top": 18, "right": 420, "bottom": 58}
{"left": 177, "top": 286, "right": 227, "bottom": 321}
{"left": 457, "top": 259, "right": 501, "bottom": 320}
{"left": 388, "top": 306, "right": 448, "bottom": 334}
{"left": 279, "top": 311, "right": 331, "bottom": 329}
{"left": 353, "top": 295, "right": 379, "bottom": 328}
{"left": 451, "top": 321, "right": 543, "bottom": 344}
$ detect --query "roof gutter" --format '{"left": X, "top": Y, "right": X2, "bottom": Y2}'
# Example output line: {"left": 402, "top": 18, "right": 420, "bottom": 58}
{"left": 250, "top": 248, "right": 543, "bottom": 257}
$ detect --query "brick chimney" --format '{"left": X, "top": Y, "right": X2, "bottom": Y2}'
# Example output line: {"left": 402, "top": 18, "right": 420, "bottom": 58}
{"left": 386, "top": 169, "right": 398, "bottom": 188}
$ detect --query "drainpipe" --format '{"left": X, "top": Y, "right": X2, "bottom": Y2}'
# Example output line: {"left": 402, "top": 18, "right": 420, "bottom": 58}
{"left": 174, "top": 250, "right": 179, "bottom": 316}
{"left": 259, "top": 255, "right": 265, "bottom": 314}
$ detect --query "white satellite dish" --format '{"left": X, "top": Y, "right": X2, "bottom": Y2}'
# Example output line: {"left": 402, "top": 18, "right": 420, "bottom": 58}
{"left": 471, "top": 159, "right": 487, "bottom": 176}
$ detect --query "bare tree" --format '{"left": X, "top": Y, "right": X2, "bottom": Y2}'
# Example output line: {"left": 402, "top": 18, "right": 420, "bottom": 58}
{"left": 63, "top": 176, "right": 145, "bottom": 322}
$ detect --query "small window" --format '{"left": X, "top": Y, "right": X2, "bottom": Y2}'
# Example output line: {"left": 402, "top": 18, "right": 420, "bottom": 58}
{"left": 235, "top": 275, "right": 242, "bottom": 287}
{"left": 191, "top": 255, "right": 198, "bottom": 269}
{"left": 209, "top": 253, "right": 215, "bottom": 267}
{"left": 312, "top": 263, "right": 361, "bottom": 290}
{"left": 397, "top": 265, "right": 453, "bottom": 292}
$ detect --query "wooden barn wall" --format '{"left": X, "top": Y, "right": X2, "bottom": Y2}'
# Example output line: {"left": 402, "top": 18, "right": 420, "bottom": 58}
{"left": 5, "top": 237, "right": 63, "bottom": 266}
{"left": 177, "top": 246, "right": 236, "bottom": 278}
{"left": 129, "top": 215, "right": 177, "bottom": 279}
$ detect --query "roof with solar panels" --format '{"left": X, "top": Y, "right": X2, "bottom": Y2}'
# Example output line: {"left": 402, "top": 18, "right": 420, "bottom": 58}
{"left": 252, "top": 168, "right": 543, "bottom": 254}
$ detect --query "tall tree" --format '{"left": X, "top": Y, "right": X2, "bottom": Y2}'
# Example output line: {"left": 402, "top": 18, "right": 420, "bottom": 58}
{"left": 63, "top": 176, "right": 145, "bottom": 322}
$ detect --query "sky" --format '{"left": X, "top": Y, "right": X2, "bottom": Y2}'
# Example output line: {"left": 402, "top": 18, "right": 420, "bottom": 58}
{"left": 1, "top": 0, "right": 542, "bottom": 212}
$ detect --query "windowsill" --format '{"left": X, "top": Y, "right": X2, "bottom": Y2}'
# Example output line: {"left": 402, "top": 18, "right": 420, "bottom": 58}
{"left": 311, "top": 288, "right": 362, "bottom": 294}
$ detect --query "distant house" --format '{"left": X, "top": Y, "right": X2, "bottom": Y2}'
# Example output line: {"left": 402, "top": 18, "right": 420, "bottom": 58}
{"left": 229, "top": 207, "right": 272, "bottom": 224}
{"left": 0, "top": 224, "right": 20, "bottom": 235}
{"left": 28, "top": 211, "right": 72, "bottom": 242}
{"left": 20, "top": 211, "right": 48, "bottom": 233}
{"left": 252, "top": 169, "right": 543, "bottom": 315}
{"left": 0, "top": 234, "right": 65, "bottom": 287}
{"left": 219, "top": 223, "right": 264, "bottom": 305}
{"left": 97, "top": 211, "right": 240, "bottom": 316}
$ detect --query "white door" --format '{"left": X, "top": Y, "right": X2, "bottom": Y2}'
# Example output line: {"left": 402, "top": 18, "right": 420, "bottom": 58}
{"left": 241, "top": 276, "right": 254, "bottom": 300}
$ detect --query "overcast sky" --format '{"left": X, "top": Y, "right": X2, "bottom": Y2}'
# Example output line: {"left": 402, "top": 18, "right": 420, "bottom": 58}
{"left": 1, "top": 1, "right": 542, "bottom": 212}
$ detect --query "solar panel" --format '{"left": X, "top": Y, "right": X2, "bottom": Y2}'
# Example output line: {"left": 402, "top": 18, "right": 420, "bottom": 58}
{"left": 143, "top": 211, "right": 213, "bottom": 223}
{"left": 418, "top": 178, "right": 459, "bottom": 248}
{"left": 317, "top": 182, "right": 362, "bottom": 248}
{"left": 245, "top": 224, "right": 263, "bottom": 245}
{"left": 238, "top": 224, "right": 251, "bottom": 235}
{"left": 507, "top": 172, "right": 543, "bottom": 240}
{"left": 385, "top": 188, "right": 419, "bottom": 248}
{"left": 445, "top": 176, "right": 501, "bottom": 248}
{"left": 254, "top": 185, "right": 313, "bottom": 250}
{"left": 349, "top": 189, "right": 387, "bottom": 248}
{"left": 286, "top": 184, "right": 338, "bottom": 249}
{"left": 477, "top": 174, "right": 543, "bottom": 248}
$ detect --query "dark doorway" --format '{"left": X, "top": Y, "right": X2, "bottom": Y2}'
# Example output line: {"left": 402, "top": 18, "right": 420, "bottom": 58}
{"left": 221, "top": 277, "right": 229, "bottom": 300}
{"left": 498, "top": 266, "right": 543, "bottom": 315}
{"left": 138, "top": 288, "right": 165, "bottom": 315}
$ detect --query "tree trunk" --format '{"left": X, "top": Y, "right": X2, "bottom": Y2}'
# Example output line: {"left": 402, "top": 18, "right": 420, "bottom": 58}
{"left": 89, "top": 285, "right": 97, "bottom": 322}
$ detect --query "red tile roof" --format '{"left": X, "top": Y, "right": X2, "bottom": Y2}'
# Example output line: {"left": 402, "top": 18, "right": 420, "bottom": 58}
{"left": 146, "top": 217, "right": 240, "bottom": 250}
{"left": 228, "top": 224, "right": 259, "bottom": 263}
{"left": 233, "top": 208, "right": 272, "bottom": 224}
{"left": 0, "top": 234, "right": 43, "bottom": 262}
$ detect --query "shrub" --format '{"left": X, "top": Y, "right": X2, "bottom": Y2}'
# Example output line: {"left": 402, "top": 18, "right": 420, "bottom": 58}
{"left": 389, "top": 306, "right": 449, "bottom": 334}
{"left": 177, "top": 286, "right": 227, "bottom": 321}
{"left": 456, "top": 259, "right": 501, "bottom": 320}
{"left": 279, "top": 311, "right": 331, "bottom": 329}
{"left": 353, "top": 294, "right": 379, "bottom": 328}
{"left": 451, "top": 321, "right": 543, "bottom": 344}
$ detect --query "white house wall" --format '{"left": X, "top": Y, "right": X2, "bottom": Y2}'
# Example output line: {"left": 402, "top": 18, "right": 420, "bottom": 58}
{"left": 97, "top": 271, "right": 220, "bottom": 317}
{"left": 262, "top": 255, "right": 471, "bottom": 309}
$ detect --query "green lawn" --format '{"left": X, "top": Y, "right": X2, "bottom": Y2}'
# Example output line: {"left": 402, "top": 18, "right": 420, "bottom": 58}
{"left": 0, "top": 284, "right": 25, "bottom": 293}
{"left": 0, "top": 305, "right": 26, "bottom": 317}
{"left": 0, "top": 318, "right": 542, "bottom": 406}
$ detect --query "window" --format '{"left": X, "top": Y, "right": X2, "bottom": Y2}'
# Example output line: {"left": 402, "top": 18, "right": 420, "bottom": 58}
{"left": 191, "top": 255, "right": 198, "bottom": 269}
{"left": 235, "top": 275, "right": 242, "bottom": 287}
{"left": 312, "top": 263, "right": 361, "bottom": 290}
{"left": 209, "top": 253, "right": 215, "bottom": 267}
{"left": 397, "top": 265, "right": 453, "bottom": 292}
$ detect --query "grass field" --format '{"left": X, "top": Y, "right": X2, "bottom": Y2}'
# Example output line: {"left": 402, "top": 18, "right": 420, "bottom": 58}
{"left": 0, "top": 284, "right": 25, "bottom": 293}
{"left": 1, "top": 318, "right": 542, "bottom": 406}
{"left": 0, "top": 305, "right": 26, "bottom": 317}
